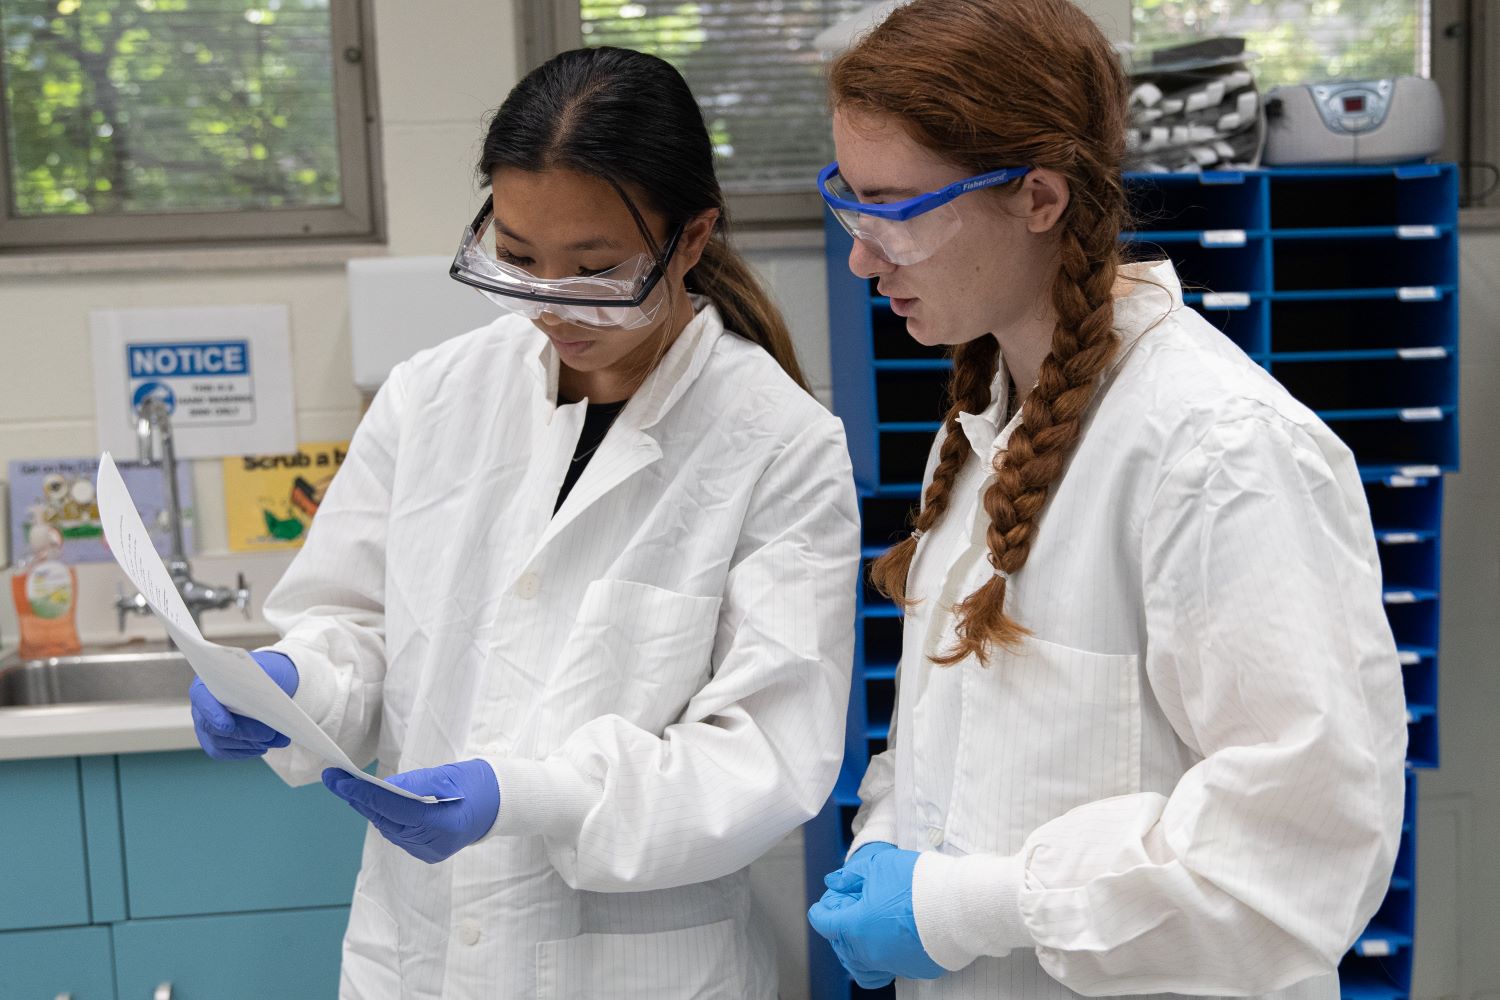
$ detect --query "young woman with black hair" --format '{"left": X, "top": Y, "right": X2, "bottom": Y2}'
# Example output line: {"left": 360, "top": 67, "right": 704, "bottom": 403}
{"left": 188, "top": 47, "right": 859, "bottom": 998}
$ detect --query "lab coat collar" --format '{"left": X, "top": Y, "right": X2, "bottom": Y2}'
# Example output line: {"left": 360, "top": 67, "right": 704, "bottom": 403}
{"left": 525, "top": 297, "right": 725, "bottom": 426}
{"left": 954, "top": 259, "right": 1181, "bottom": 460}
{"left": 527, "top": 299, "right": 725, "bottom": 555}
{"left": 616, "top": 296, "right": 725, "bottom": 433}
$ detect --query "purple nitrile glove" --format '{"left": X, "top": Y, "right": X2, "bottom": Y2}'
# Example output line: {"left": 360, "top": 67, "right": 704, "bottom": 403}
{"left": 321, "top": 759, "right": 501, "bottom": 864}
{"left": 190, "top": 649, "right": 299, "bottom": 760}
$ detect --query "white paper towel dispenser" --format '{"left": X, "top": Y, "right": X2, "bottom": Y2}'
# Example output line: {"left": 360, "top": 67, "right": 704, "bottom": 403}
{"left": 347, "top": 256, "right": 501, "bottom": 392}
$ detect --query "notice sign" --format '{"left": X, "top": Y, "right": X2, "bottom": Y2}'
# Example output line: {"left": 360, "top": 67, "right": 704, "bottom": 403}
{"left": 92, "top": 305, "right": 296, "bottom": 460}
{"left": 221, "top": 441, "right": 349, "bottom": 552}
{"left": 128, "top": 341, "right": 254, "bottom": 425}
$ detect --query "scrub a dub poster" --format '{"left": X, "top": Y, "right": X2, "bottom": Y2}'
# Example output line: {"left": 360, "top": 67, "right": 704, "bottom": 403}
{"left": 222, "top": 442, "right": 348, "bottom": 552}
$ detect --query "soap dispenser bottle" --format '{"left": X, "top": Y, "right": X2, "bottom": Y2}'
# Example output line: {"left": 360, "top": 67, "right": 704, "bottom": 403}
{"left": 10, "top": 522, "right": 82, "bottom": 660}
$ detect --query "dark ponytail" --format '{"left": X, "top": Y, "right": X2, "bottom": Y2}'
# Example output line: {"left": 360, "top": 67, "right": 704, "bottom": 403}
{"left": 478, "top": 47, "right": 808, "bottom": 391}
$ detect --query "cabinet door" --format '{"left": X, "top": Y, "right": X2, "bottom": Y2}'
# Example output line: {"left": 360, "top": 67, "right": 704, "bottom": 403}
{"left": 113, "top": 908, "right": 347, "bottom": 1000}
{"left": 117, "top": 751, "right": 364, "bottom": 918}
{"left": 0, "top": 924, "right": 114, "bottom": 1000}
{"left": 0, "top": 758, "right": 91, "bottom": 930}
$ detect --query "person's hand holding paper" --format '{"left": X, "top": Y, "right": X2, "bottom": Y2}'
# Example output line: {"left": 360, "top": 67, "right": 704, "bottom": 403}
{"left": 95, "top": 452, "right": 449, "bottom": 804}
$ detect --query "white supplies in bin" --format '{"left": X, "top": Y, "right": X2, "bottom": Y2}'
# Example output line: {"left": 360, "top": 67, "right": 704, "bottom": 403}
{"left": 1123, "top": 37, "right": 1265, "bottom": 174}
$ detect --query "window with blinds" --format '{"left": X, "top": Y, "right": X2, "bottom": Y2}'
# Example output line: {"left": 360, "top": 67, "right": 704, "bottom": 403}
{"left": 0, "top": 0, "right": 378, "bottom": 249}
{"left": 1132, "top": 0, "right": 1432, "bottom": 88}
{"left": 579, "top": 0, "right": 867, "bottom": 198}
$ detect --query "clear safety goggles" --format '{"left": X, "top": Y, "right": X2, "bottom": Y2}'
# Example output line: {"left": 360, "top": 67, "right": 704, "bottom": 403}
{"left": 817, "top": 161, "right": 1032, "bottom": 265}
{"left": 449, "top": 195, "right": 685, "bottom": 330}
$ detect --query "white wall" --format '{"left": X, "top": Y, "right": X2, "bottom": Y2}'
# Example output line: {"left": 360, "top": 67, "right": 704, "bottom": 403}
{"left": 0, "top": 0, "right": 521, "bottom": 641}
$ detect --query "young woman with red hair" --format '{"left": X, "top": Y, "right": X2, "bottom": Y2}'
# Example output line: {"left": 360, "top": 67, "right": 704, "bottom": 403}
{"left": 807, "top": 2, "right": 1407, "bottom": 997}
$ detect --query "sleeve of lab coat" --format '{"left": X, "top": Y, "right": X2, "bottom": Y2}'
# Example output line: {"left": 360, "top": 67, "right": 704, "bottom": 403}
{"left": 259, "top": 368, "right": 405, "bottom": 786}
{"left": 483, "top": 418, "right": 861, "bottom": 892}
{"left": 910, "top": 413, "right": 1408, "bottom": 995}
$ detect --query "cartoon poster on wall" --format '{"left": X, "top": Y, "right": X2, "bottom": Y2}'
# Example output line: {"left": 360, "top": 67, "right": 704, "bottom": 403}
{"left": 8, "top": 457, "right": 195, "bottom": 564}
{"left": 222, "top": 442, "right": 349, "bottom": 552}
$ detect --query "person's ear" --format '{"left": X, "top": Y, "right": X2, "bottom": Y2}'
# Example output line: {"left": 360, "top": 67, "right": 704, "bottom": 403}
{"left": 1020, "top": 168, "right": 1069, "bottom": 235}
{"left": 669, "top": 208, "right": 721, "bottom": 277}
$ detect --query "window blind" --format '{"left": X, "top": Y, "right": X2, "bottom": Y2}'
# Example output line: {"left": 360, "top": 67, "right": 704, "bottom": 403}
{"left": 1132, "top": 0, "right": 1431, "bottom": 88}
{"left": 580, "top": 1, "right": 867, "bottom": 195}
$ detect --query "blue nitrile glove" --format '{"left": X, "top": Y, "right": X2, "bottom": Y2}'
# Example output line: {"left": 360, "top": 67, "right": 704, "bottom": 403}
{"left": 190, "top": 650, "right": 299, "bottom": 760}
{"left": 811, "top": 842, "right": 903, "bottom": 989}
{"left": 807, "top": 845, "right": 946, "bottom": 986}
{"left": 321, "top": 760, "right": 501, "bottom": 864}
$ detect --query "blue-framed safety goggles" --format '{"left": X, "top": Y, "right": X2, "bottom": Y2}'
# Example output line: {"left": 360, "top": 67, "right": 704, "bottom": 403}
{"left": 817, "top": 161, "right": 1032, "bottom": 265}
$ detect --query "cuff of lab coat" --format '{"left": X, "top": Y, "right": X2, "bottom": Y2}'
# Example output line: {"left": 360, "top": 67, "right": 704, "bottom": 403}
{"left": 846, "top": 794, "right": 899, "bottom": 860}
{"left": 912, "top": 851, "right": 1031, "bottom": 972}
{"left": 262, "top": 639, "right": 338, "bottom": 727}
{"left": 484, "top": 756, "right": 601, "bottom": 841}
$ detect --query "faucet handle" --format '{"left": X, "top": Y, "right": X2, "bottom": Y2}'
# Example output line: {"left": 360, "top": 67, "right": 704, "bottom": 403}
{"left": 235, "top": 572, "right": 252, "bottom": 619}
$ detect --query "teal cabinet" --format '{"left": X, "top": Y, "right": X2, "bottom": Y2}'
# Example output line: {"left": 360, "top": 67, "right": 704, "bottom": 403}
{"left": 113, "top": 907, "right": 348, "bottom": 1000}
{"left": 0, "top": 925, "right": 114, "bottom": 1000}
{"left": 0, "top": 758, "right": 91, "bottom": 930}
{"left": 117, "top": 753, "right": 366, "bottom": 918}
{"left": 1, "top": 750, "right": 366, "bottom": 995}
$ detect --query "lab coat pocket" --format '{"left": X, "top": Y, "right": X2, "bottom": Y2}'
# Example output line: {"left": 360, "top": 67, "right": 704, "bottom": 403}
{"left": 945, "top": 635, "right": 1141, "bottom": 856}
{"left": 538, "top": 579, "right": 722, "bottom": 749}
{"left": 536, "top": 918, "right": 746, "bottom": 1000}
{"left": 339, "top": 884, "right": 402, "bottom": 999}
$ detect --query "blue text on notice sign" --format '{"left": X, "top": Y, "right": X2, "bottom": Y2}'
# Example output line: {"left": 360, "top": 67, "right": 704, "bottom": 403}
{"left": 128, "top": 341, "right": 250, "bottom": 378}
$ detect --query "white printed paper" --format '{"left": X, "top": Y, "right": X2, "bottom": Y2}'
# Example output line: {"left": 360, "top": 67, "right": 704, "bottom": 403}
{"left": 96, "top": 453, "right": 444, "bottom": 804}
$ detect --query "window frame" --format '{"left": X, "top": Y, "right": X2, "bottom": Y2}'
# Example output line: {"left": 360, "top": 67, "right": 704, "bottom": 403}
{"left": 0, "top": 0, "right": 385, "bottom": 251}
{"left": 515, "top": 0, "right": 824, "bottom": 229}
{"left": 1432, "top": 0, "right": 1500, "bottom": 226}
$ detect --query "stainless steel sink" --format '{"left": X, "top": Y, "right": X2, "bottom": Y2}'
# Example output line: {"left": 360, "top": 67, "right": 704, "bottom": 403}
{"left": 0, "top": 635, "right": 275, "bottom": 709}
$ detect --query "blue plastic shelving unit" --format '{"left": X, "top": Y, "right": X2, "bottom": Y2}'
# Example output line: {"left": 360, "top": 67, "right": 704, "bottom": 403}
{"left": 807, "top": 163, "right": 1458, "bottom": 1000}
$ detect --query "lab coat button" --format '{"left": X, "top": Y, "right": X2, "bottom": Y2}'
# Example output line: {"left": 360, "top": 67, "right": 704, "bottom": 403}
{"left": 926, "top": 828, "right": 944, "bottom": 847}
{"left": 514, "top": 573, "right": 541, "bottom": 600}
{"left": 457, "top": 920, "right": 481, "bottom": 946}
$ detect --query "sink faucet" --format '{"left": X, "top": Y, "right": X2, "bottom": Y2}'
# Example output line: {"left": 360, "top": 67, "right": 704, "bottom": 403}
{"left": 116, "top": 397, "right": 252, "bottom": 631}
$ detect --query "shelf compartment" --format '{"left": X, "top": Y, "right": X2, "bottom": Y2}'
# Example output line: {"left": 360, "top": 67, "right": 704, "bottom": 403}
{"left": 1269, "top": 293, "right": 1455, "bottom": 354}
{"left": 1322, "top": 411, "right": 1458, "bottom": 474}
{"left": 1272, "top": 233, "right": 1455, "bottom": 292}
{"left": 861, "top": 494, "right": 919, "bottom": 552}
{"left": 1125, "top": 172, "right": 1264, "bottom": 234}
{"left": 865, "top": 678, "right": 895, "bottom": 734}
{"left": 863, "top": 616, "right": 903, "bottom": 670}
{"left": 1407, "top": 711, "right": 1439, "bottom": 769}
{"left": 1383, "top": 599, "right": 1440, "bottom": 652}
{"left": 1377, "top": 533, "right": 1440, "bottom": 595}
{"left": 870, "top": 302, "right": 949, "bottom": 361}
{"left": 1269, "top": 165, "right": 1457, "bottom": 231}
{"left": 876, "top": 368, "right": 952, "bottom": 424}
{"left": 1337, "top": 951, "right": 1412, "bottom": 1000}
{"left": 878, "top": 430, "right": 939, "bottom": 487}
{"left": 1271, "top": 353, "right": 1455, "bottom": 415}
{"left": 1365, "top": 476, "right": 1442, "bottom": 535}
{"left": 1185, "top": 295, "right": 1268, "bottom": 357}
{"left": 1139, "top": 240, "right": 1267, "bottom": 299}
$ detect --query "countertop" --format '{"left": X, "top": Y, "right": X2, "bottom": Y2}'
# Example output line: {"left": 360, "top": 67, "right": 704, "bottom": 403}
{"left": 0, "top": 699, "right": 197, "bottom": 761}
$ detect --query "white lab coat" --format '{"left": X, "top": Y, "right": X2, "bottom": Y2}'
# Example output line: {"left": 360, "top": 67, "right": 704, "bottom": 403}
{"left": 261, "top": 303, "right": 860, "bottom": 999}
{"left": 849, "top": 261, "right": 1407, "bottom": 999}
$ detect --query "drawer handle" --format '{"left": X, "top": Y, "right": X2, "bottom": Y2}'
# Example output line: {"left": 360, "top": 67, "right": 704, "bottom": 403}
{"left": 154, "top": 984, "right": 173, "bottom": 1000}
{"left": 55, "top": 994, "right": 73, "bottom": 1000}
